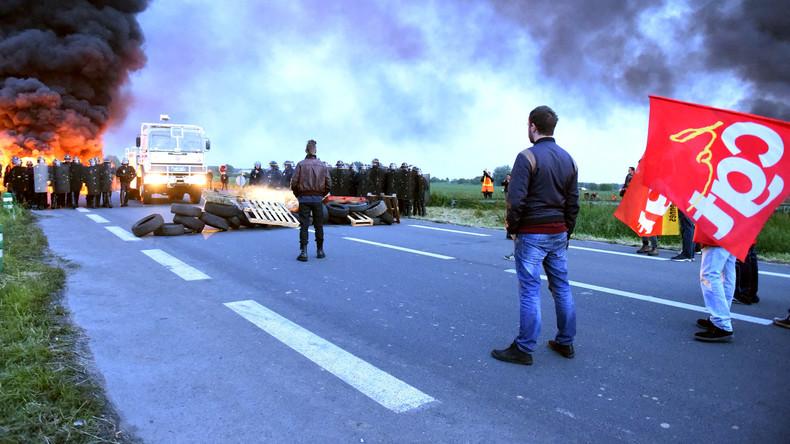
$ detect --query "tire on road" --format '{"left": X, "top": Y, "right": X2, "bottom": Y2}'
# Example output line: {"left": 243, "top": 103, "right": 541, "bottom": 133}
{"left": 131, "top": 213, "right": 165, "bottom": 237}
{"left": 326, "top": 202, "right": 349, "bottom": 218}
{"left": 363, "top": 200, "right": 387, "bottom": 217}
{"left": 379, "top": 210, "right": 394, "bottom": 225}
{"left": 171, "top": 203, "right": 203, "bottom": 217}
{"left": 200, "top": 211, "right": 230, "bottom": 231}
{"left": 154, "top": 223, "right": 186, "bottom": 236}
{"left": 239, "top": 210, "right": 254, "bottom": 227}
{"left": 345, "top": 202, "right": 368, "bottom": 213}
{"left": 204, "top": 201, "right": 240, "bottom": 218}
{"left": 173, "top": 214, "right": 205, "bottom": 233}
{"left": 227, "top": 215, "right": 241, "bottom": 229}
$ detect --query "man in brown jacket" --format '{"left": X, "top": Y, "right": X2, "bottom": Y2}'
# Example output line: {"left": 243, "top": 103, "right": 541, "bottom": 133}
{"left": 291, "top": 139, "right": 330, "bottom": 262}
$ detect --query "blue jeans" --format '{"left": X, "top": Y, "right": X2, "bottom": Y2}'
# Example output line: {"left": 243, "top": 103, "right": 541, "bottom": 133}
{"left": 514, "top": 233, "right": 576, "bottom": 352}
{"left": 700, "top": 246, "right": 736, "bottom": 331}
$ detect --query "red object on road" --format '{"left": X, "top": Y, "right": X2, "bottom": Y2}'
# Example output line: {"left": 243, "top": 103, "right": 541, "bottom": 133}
{"left": 324, "top": 195, "right": 367, "bottom": 204}
{"left": 640, "top": 96, "right": 790, "bottom": 260}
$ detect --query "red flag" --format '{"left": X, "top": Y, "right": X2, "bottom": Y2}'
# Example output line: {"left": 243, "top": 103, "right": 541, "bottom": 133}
{"left": 614, "top": 167, "right": 679, "bottom": 236}
{"left": 641, "top": 96, "right": 790, "bottom": 260}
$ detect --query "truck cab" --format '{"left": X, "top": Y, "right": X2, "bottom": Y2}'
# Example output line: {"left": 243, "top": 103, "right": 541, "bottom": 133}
{"left": 131, "top": 121, "right": 210, "bottom": 204}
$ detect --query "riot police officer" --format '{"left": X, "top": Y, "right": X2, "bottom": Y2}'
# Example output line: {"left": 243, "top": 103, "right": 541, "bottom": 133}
{"left": 115, "top": 158, "right": 136, "bottom": 206}
{"left": 52, "top": 159, "right": 71, "bottom": 209}
{"left": 62, "top": 155, "right": 74, "bottom": 207}
{"left": 84, "top": 158, "right": 99, "bottom": 208}
{"left": 331, "top": 161, "right": 345, "bottom": 195}
{"left": 363, "top": 158, "right": 385, "bottom": 196}
{"left": 355, "top": 163, "right": 369, "bottom": 197}
{"left": 33, "top": 157, "right": 49, "bottom": 209}
{"left": 7, "top": 157, "right": 28, "bottom": 205}
{"left": 249, "top": 161, "right": 264, "bottom": 186}
{"left": 25, "top": 160, "right": 35, "bottom": 206}
{"left": 384, "top": 162, "right": 397, "bottom": 196}
{"left": 266, "top": 161, "right": 282, "bottom": 188}
{"left": 395, "top": 162, "right": 413, "bottom": 216}
{"left": 412, "top": 166, "right": 427, "bottom": 217}
{"left": 282, "top": 160, "right": 294, "bottom": 188}
{"left": 69, "top": 157, "right": 83, "bottom": 208}
{"left": 99, "top": 158, "right": 113, "bottom": 208}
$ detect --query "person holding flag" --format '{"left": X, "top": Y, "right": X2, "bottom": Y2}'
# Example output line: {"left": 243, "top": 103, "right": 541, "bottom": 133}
{"left": 634, "top": 96, "right": 789, "bottom": 342}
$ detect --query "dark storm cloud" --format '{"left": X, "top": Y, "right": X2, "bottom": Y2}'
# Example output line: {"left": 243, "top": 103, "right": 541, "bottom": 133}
{"left": 0, "top": 0, "right": 149, "bottom": 158}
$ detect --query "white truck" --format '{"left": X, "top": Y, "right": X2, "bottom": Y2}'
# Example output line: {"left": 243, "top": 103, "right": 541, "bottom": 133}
{"left": 127, "top": 118, "right": 211, "bottom": 204}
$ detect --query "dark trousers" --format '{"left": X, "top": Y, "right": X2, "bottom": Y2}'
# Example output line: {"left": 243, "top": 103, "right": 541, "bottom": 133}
{"left": 69, "top": 191, "right": 80, "bottom": 208}
{"left": 35, "top": 192, "right": 48, "bottom": 209}
{"left": 100, "top": 191, "right": 111, "bottom": 207}
{"left": 735, "top": 245, "right": 759, "bottom": 303}
{"left": 398, "top": 199, "right": 411, "bottom": 216}
{"left": 119, "top": 183, "right": 130, "bottom": 206}
{"left": 641, "top": 236, "right": 657, "bottom": 248}
{"left": 298, "top": 200, "right": 324, "bottom": 248}
{"left": 678, "top": 211, "right": 696, "bottom": 258}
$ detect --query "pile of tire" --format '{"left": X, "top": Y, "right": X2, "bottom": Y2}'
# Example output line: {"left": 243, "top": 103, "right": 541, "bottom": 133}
{"left": 324, "top": 200, "right": 393, "bottom": 225}
{"left": 130, "top": 202, "right": 252, "bottom": 237}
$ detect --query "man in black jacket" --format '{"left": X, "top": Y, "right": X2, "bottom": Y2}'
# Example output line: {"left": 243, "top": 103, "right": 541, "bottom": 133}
{"left": 291, "top": 140, "right": 330, "bottom": 262}
{"left": 492, "top": 105, "right": 579, "bottom": 366}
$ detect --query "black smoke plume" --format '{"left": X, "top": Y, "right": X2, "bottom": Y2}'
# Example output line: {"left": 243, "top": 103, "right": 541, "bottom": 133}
{"left": 0, "top": 0, "right": 149, "bottom": 161}
{"left": 492, "top": 0, "right": 789, "bottom": 120}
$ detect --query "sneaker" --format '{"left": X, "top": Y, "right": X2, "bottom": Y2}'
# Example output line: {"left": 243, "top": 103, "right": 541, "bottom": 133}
{"left": 773, "top": 315, "right": 790, "bottom": 329}
{"left": 297, "top": 249, "right": 308, "bottom": 262}
{"left": 671, "top": 254, "right": 693, "bottom": 262}
{"left": 636, "top": 245, "right": 651, "bottom": 254}
{"left": 696, "top": 318, "right": 714, "bottom": 329}
{"left": 491, "top": 342, "right": 533, "bottom": 365}
{"left": 647, "top": 248, "right": 659, "bottom": 257}
{"left": 732, "top": 297, "right": 756, "bottom": 305}
{"left": 548, "top": 340, "right": 575, "bottom": 359}
{"left": 503, "top": 254, "right": 515, "bottom": 261}
{"left": 694, "top": 325, "right": 733, "bottom": 342}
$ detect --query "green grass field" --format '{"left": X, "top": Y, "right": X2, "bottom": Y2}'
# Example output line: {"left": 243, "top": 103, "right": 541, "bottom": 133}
{"left": 423, "top": 183, "right": 790, "bottom": 261}
{"left": 0, "top": 208, "right": 126, "bottom": 442}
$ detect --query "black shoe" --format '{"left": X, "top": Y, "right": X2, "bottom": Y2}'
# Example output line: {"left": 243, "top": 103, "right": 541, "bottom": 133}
{"left": 694, "top": 325, "right": 733, "bottom": 342}
{"left": 636, "top": 245, "right": 651, "bottom": 254}
{"left": 491, "top": 342, "right": 533, "bottom": 365}
{"left": 316, "top": 249, "right": 325, "bottom": 259}
{"left": 671, "top": 254, "right": 693, "bottom": 262}
{"left": 732, "top": 298, "right": 753, "bottom": 305}
{"left": 646, "top": 248, "right": 659, "bottom": 257}
{"left": 696, "top": 318, "right": 714, "bottom": 329}
{"left": 548, "top": 340, "right": 575, "bottom": 358}
{"left": 297, "top": 249, "right": 308, "bottom": 262}
{"left": 773, "top": 315, "right": 790, "bottom": 329}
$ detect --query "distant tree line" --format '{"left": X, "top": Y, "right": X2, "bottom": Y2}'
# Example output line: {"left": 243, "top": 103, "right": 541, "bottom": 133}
{"left": 430, "top": 164, "right": 620, "bottom": 191}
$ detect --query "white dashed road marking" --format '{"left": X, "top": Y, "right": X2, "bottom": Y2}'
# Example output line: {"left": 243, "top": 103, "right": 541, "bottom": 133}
{"left": 141, "top": 249, "right": 211, "bottom": 281}
{"left": 343, "top": 237, "right": 454, "bottom": 260}
{"left": 105, "top": 226, "right": 141, "bottom": 242}
{"left": 225, "top": 299, "right": 437, "bottom": 413}
{"left": 759, "top": 271, "right": 790, "bottom": 279}
{"left": 86, "top": 214, "right": 110, "bottom": 223}
{"left": 570, "top": 245, "right": 669, "bottom": 261}
{"left": 76, "top": 208, "right": 91, "bottom": 213}
{"left": 504, "top": 269, "right": 772, "bottom": 325}
{"left": 409, "top": 224, "right": 491, "bottom": 237}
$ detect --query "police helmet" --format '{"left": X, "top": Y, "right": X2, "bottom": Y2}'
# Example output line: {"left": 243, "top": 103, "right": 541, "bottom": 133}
{"left": 73, "top": 156, "right": 80, "bottom": 164}
{"left": 254, "top": 161, "right": 261, "bottom": 168}
{"left": 372, "top": 158, "right": 380, "bottom": 167}
{"left": 401, "top": 162, "right": 408, "bottom": 168}
{"left": 64, "top": 154, "right": 71, "bottom": 161}
{"left": 37, "top": 156, "right": 45, "bottom": 163}
{"left": 54, "top": 159, "right": 61, "bottom": 166}
{"left": 389, "top": 163, "right": 396, "bottom": 169}
{"left": 89, "top": 159, "right": 96, "bottom": 166}
{"left": 269, "top": 161, "right": 278, "bottom": 167}
{"left": 336, "top": 160, "right": 344, "bottom": 167}
{"left": 12, "top": 156, "right": 20, "bottom": 165}
{"left": 284, "top": 160, "right": 293, "bottom": 167}
{"left": 121, "top": 158, "right": 129, "bottom": 165}
{"left": 26, "top": 160, "right": 33, "bottom": 167}
{"left": 103, "top": 157, "right": 110, "bottom": 163}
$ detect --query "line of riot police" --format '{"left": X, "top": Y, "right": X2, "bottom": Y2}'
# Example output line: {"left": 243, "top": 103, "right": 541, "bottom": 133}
{"left": 246, "top": 160, "right": 295, "bottom": 189}
{"left": 2, "top": 155, "right": 136, "bottom": 209}
{"left": 328, "top": 159, "right": 427, "bottom": 217}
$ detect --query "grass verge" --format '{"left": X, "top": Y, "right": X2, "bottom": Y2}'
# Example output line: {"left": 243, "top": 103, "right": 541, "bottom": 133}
{"left": 0, "top": 207, "right": 130, "bottom": 443}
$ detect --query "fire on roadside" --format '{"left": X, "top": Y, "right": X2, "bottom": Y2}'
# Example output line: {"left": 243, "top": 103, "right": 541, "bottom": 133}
{"left": 242, "top": 186, "right": 300, "bottom": 212}
{"left": 0, "top": 132, "right": 104, "bottom": 169}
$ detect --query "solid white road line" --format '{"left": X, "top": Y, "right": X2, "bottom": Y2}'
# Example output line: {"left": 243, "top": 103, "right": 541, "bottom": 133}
{"left": 141, "top": 249, "right": 211, "bottom": 281}
{"left": 343, "top": 237, "right": 454, "bottom": 260}
{"left": 76, "top": 208, "right": 91, "bottom": 213}
{"left": 409, "top": 224, "right": 491, "bottom": 237}
{"left": 570, "top": 245, "right": 669, "bottom": 261}
{"left": 225, "top": 300, "right": 436, "bottom": 413}
{"left": 86, "top": 214, "right": 110, "bottom": 223}
{"left": 105, "top": 226, "right": 141, "bottom": 242}
{"left": 759, "top": 271, "right": 790, "bottom": 279}
{"left": 504, "top": 269, "right": 772, "bottom": 325}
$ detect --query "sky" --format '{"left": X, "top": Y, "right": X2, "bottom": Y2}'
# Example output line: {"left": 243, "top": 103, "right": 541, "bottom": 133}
{"left": 99, "top": 0, "right": 787, "bottom": 183}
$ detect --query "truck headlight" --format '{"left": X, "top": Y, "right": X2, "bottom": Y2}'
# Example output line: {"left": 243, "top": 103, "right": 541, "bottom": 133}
{"left": 186, "top": 175, "right": 206, "bottom": 185}
{"left": 145, "top": 173, "right": 168, "bottom": 185}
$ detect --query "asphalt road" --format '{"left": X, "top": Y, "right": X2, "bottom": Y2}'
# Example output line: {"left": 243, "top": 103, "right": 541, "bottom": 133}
{"left": 34, "top": 196, "right": 790, "bottom": 443}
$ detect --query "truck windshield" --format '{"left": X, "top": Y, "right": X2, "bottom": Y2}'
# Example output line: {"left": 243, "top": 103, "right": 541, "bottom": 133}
{"left": 147, "top": 128, "right": 204, "bottom": 152}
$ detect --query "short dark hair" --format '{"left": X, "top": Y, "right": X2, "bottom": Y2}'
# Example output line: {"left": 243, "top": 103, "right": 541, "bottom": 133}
{"left": 628, "top": 166, "right": 635, "bottom": 173}
{"left": 528, "top": 106, "right": 558, "bottom": 135}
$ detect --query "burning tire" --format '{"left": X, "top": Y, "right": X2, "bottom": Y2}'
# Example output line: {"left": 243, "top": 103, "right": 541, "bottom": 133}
{"left": 227, "top": 215, "right": 241, "bottom": 229}
{"left": 131, "top": 214, "right": 165, "bottom": 237}
{"left": 204, "top": 201, "right": 240, "bottom": 218}
{"left": 363, "top": 200, "right": 387, "bottom": 217}
{"left": 173, "top": 214, "right": 205, "bottom": 233}
{"left": 154, "top": 223, "right": 186, "bottom": 236}
{"left": 200, "top": 212, "right": 230, "bottom": 230}
{"left": 171, "top": 203, "right": 203, "bottom": 217}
